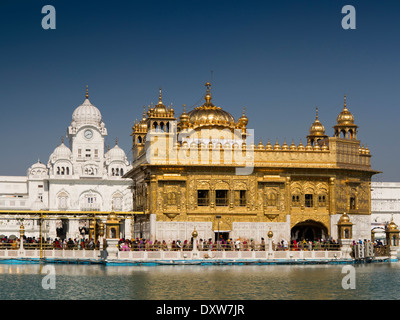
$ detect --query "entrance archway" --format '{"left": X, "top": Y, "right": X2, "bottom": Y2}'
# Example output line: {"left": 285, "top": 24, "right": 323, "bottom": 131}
{"left": 291, "top": 220, "right": 328, "bottom": 241}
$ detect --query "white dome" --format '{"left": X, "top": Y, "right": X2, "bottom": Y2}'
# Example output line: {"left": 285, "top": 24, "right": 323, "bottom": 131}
{"left": 72, "top": 98, "right": 102, "bottom": 127}
{"left": 108, "top": 144, "right": 127, "bottom": 161}
{"left": 30, "top": 160, "right": 47, "bottom": 170}
{"left": 51, "top": 142, "right": 72, "bottom": 160}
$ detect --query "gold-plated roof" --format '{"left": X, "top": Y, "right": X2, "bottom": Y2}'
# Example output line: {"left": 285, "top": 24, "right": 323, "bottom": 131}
{"left": 186, "top": 82, "right": 236, "bottom": 129}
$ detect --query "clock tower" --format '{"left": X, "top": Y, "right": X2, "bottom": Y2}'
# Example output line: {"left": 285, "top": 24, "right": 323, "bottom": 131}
{"left": 67, "top": 87, "right": 108, "bottom": 177}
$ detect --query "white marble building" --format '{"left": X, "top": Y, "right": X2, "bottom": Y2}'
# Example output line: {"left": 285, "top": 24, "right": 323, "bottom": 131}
{"left": 371, "top": 182, "right": 400, "bottom": 240}
{"left": 0, "top": 90, "right": 132, "bottom": 240}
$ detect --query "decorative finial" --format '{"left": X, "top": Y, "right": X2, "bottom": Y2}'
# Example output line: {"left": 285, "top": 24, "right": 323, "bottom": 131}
{"left": 183, "top": 104, "right": 186, "bottom": 113}
{"left": 143, "top": 105, "right": 146, "bottom": 118}
{"left": 115, "top": 137, "right": 118, "bottom": 145}
{"left": 107, "top": 145, "right": 110, "bottom": 151}
{"left": 316, "top": 107, "right": 319, "bottom": 119}
{"left": 344, "top": 94, "right": 347, "bottom": 108}
{"left": 158, "top": 87, "right": 163, "bottom": 104}
{"left": 61, "top": 136, "right": 64, "bottom": 144}
{"left": 243, "top": 106, "right": 246, "bottom": 116}
{"left": 205, "top": 82, "right": 212, "bottom": 103}
{"left": 86, "top": 85, "right": 89, "bottom": 99}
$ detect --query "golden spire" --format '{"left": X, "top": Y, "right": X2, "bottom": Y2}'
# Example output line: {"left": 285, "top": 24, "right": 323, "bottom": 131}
{"left": 316, "top": 107, "right": 319, "bottom": 120}
{"left": 86, "top": 85, "right": 89, "bottom": 99}
{"left": 142, "top": 105, "right": 146, "bottom": 118}
{"left": 115, "top": 137, "right": 118, "bottom": 145}
{"left": 344, "top": 94, "right": 347, "bottom": 109}
{"left": 158, "top": 87, "right": 163, "bottom": 105}
{"left": 205, "top": 82, "right": 212, "bottom": 103}
{"left": 183, "top": 104, "right": 186, "bottom": 113}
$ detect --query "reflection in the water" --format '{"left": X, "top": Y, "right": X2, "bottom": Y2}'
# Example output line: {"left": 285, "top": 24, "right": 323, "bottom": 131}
{"left": 0, "top": 263, "right": 399, "bottom": 300}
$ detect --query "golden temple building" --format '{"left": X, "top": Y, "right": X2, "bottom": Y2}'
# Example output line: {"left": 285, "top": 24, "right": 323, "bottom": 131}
{"left": 124, "top": 83, "right": 379, "bottom": 244}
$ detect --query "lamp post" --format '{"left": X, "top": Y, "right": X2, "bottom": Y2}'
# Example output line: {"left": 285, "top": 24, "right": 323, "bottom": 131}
{"left": 216, "top": 215, "right": 221, "bottom": 250}
{"left": 192, "top": 227, "right": 198, "bottom": 257}
{"left": 19, "top": 222, "right": 25, "bottom": 253}
{"left": 267, "top": 228, "right": 274, "bottom": 258}
{"left": 99, "top": 221, "right": 104, "bottom": 250}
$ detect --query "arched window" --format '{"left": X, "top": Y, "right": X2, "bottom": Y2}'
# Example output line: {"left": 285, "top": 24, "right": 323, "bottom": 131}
{"left": 292, "top": 194, "right": 300, "bottom": 207}
{"left": 160, "top": 122, "right": 165, "bottom": 132}
{"left": 266, "top": 193, "right": 277, "bottom": 207}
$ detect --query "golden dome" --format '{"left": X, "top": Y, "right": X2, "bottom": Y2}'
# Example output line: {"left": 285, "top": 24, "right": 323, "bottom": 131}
{"left": 338, "top": 212, "right": 352, "bottom": 224}
{"left": 267, "top": 228, "right": 273, "bottom": 239}
{"left": 273, "top": 139, "right": 281, "bottom": 150}
{"left": 192, "top": 227, "right": 198, "bottom": 238}
{"left": 257, "top": 139, "right": 264, "bottom": 150}
{"left": 282, "top": 139, "right": 289, "bottom": 151}
{"left": 186, "top": 82, "right": 236, "bottom": 129}
{"left": 107, "top": 212, "right": 119, "bottom": 223}
{"left": 387, "top": 218, "right": 399, "bottom": 231}
{"left": 238, "top": 107, "right": 249, "bottom": 127}
{"left": 290, "top": 139, "right": 297, "bottom": 151}
{"left": 154, "top": 88, "right": 168, "bottom": 114}
{"left": 138, "top": 106, "right": 148, "bottom": 131}
{"left": 266, "top": 139, "right": 273, "bottom": 151}
{"left": 309, "top": 108, "right": 326, "bottom": 136}
{"left": 297, "top": 140, "right": 305, "bottom": 151}
{"left": 337, "top": 95, "right": 355, "bottom": 125}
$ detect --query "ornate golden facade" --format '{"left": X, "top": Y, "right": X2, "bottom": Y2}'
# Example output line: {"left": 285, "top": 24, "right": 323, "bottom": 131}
{"left": 125, "top": 83, "right": 378, "bottom": 243}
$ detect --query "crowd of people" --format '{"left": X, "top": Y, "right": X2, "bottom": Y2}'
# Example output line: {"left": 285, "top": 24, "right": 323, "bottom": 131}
{"left": 116, "top": 237, "right": 342, "bottom": 252}
{"left": 0, "top": 235, "right": 387, "bottom": 252}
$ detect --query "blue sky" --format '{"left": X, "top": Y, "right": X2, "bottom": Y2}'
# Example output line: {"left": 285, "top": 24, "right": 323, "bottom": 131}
{"left": 0, "top": 0, "right": 399, "bottom": 181}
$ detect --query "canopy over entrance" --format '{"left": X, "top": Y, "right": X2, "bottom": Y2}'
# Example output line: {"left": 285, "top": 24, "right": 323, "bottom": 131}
{"left": 291, "top": 220, "right": 328, "bottom": 241}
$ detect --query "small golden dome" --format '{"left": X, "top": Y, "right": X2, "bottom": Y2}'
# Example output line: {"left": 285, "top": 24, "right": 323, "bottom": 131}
{"left": 321, "top": 141, "right": 328, "bottom": 151}
{"left": 313, "top": 144, "right": 321, "bottom": 151}
{"left": 273, "top": 139, "right": 281, "bottom": 150}
{"left": 337, "top": 95, "right": 355, "bottom": 125}
{"left": 266, "top": 139, "right": 273, "bottom": 151}
{"left": 138, "top": 106, "right": 148, "bottom": 131}
{"left": 309, "top": 108, "right": 326, "bottom": 136}
{"left": 290, "top": 140, "right": 297, "bottom": 151}
{"left": 282, "top": 140, "right": 289, "bottom": 151}
{"left": 338, "top": 212, "right": 351, "bottom": 224}
{"left": 298, "top": 140, "right": 305, "bottom": 151}
{"left": 238, "top": 107, "right": 248, "bottom": 127}
{"left": 257, "top": 139, "right": 264, "bottom": 150}
{"left": 387, "top": 218, "right": 399, "bottom": 231}
{"left": 267, "top": 228, "right": 273, "bottom": 239}
{"left": 153, "top": 88, "right": 169, "bottom": 114}
{"left": 107, "top": 212, "right": 119, "bottom": 223}
{"left": 192, "top": 228, "right": 198, "bottom": 238}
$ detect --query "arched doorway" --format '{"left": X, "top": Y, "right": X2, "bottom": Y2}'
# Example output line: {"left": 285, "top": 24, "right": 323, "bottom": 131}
{"left": 291, "top": 220, "right": 328, "bottom": 241}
